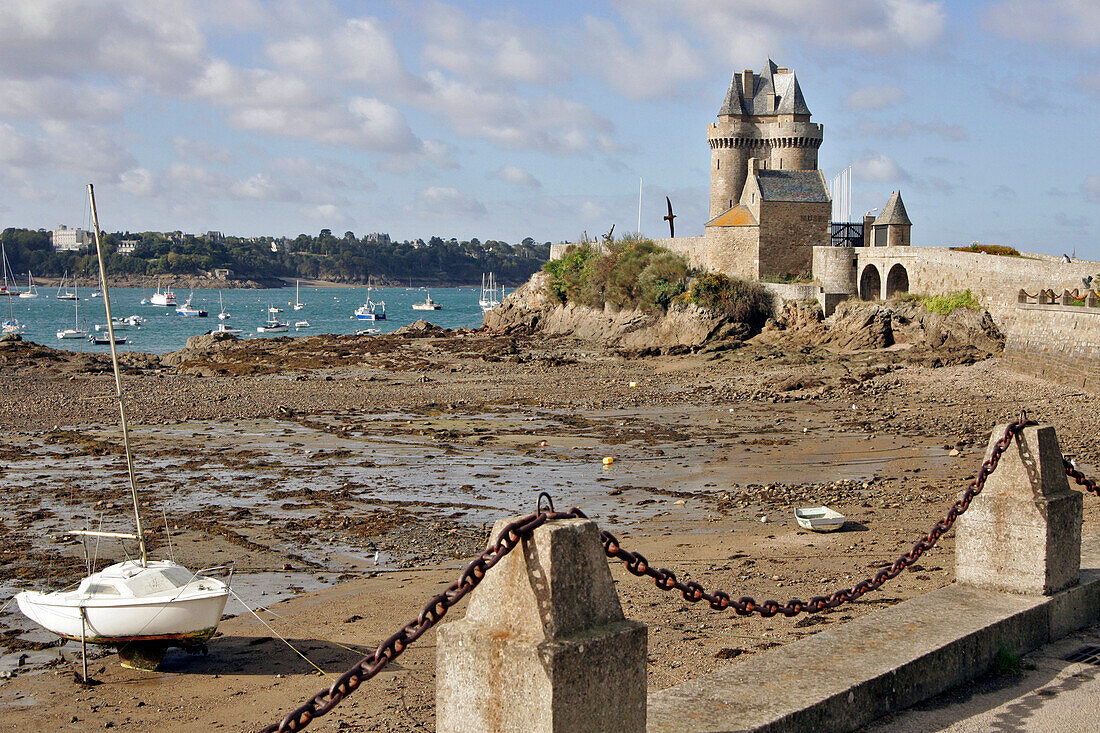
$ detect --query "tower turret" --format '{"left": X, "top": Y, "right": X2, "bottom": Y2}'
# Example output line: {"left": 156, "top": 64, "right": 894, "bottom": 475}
{"left": 708, "top": 60, "right": 823, "bottom": 220}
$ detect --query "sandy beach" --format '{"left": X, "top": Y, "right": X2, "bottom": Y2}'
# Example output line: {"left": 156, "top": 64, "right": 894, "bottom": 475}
{"left": 1, "top": 329, "right": 1097, "bottom": 731}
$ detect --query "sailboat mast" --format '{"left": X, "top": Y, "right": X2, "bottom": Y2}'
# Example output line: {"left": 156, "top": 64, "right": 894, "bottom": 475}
{"left": 87, "top": 183, "right": 147, "bottom": 567}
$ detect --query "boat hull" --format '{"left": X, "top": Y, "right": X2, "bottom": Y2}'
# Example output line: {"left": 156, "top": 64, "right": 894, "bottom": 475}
{"left": 15, "top": 589, "right": 228, "bottom": 646}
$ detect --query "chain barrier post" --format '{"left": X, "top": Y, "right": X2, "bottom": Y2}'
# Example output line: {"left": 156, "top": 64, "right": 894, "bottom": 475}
{"left": 436, "top": 516, "right": 647, "bottom": 733}
{"left": 955, "top": 423, "right": 1083, "bottom": 595}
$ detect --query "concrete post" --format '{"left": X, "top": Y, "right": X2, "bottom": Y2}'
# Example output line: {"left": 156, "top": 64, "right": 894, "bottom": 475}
{"left": 955, "top": 424, "right": 1082, "bottom": 595}
{"left": 436, "top": 518, "right": 647, "bottom": 733}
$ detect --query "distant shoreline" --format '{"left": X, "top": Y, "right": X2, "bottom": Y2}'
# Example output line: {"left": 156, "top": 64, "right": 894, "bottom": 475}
{"left": 23, "top": 275, "right": 512, "bottom": 290}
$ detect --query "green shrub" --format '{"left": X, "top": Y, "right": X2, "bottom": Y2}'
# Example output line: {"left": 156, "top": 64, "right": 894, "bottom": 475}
{"left": 543, "top": 236, "right": 689, "bottom": 312}
{"left": 686, "top": 272, "right": 774, "bottom": 327}
{"left": 950, "top": 243, "right": 1022, "bottom": 257}
{"left": 543, "top": 243, "right": 597, "bottom": 303}
{"left": 918, "top": 290, "right": 981, "bottom": 315}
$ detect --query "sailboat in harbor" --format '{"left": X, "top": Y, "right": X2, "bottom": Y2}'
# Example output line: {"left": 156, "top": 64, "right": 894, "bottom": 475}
{"left": 17, "top": 184, "right": 231, "bottom": 672}
{"left": 293, "top": 280, "right": 305, "bottom": 311}
{"left": 18, "top": 271, "right": 39, "bottom": 298}
{"left": 56, "top": 272, "right": 78, "bottom": 300}
{"left": 56, "top": 286, "right": 87, "bottom": 339}
{"left": 1, "top": 241, "right": 21, "bottom": 297}
{"left": 479, "top": 272, "right": 501, "bottom": 312}
{"left": 217, "top": 291, "right": 231, "bottom": 320}
{"left": 2, "top": 273, "right": 22, "bottom": 335}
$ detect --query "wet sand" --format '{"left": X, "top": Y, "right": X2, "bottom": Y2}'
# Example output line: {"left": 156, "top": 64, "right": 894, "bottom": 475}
{"left": 1, "top": 331, "right": 1098, "bottom": 731}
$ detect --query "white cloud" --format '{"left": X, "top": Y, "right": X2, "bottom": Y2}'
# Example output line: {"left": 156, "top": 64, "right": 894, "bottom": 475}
{"left": 376, "top": 140, "right": 459, "bottom": 175}
{"left": 118, "top": 168, "right": 159, "bottom": 197}
{"left": 420, "top": 3, "right": 563, "bottom": 86}
{"left": 302, "top": 203, "right": 354, "bottom": 229}
{"left": 984, "top": 0, "right": 1100, "bottom": 46}
{"left": 272, "top": 157, "right": 375, "bottom": 192}
{"left": 0, "top": 79, "right": 123, "bottom": 122}
{"left": 172, "top": 137, "right": 234, "bottom": 165}
{"left": 1084, "top": 176, "right": 1100, "bottom": 203}
{"left": 857, "top": 120, "right": 967, "bottom": 141}
{"left": 407, "top": 186, "right": 487, "bottom": 219}
{"left": 419, "top": 71, "right": 617, "bottom": 154}
{"left": 0, "top": 123, "right": 40, "bottom": 166}
{"left": 230, "top": 173, "right": 302, "bottom": 202}
{"left": 0, "top": 0, "right": 208, "bottom": 90}
{"left": 491, "top": 165, "right": 542, "bottom": 188}
{"left": 852, "top": 153, "right": 909, "bottom": 182}
{"left": 580, "top": 15, "right": 705, "bottom": 100}
{"left": 616, "top": 0, "right": 946, "bottom": 68}
{"left": 845, "top": 85, "right": 907, "bottom": 110}
{"left": 266, "top": 16, "right": 427, "bottom": 94}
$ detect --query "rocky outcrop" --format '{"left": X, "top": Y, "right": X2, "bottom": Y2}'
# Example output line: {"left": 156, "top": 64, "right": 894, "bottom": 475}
{"left": 483, "top": 272, "right": 751, "bottom": 350}
{"left": 392, "top": 319, "right": 451, "bottom": 337}
{"left": 757, "top": 298, "right": 1004, "bottom": 365}
{"left": 159, "top": 331, "right": 243, "bottom": 368}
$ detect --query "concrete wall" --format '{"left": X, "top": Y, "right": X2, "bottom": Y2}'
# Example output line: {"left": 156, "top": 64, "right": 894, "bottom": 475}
{"left": 1002, "top": 303, "right": 1100, "bottom": 392}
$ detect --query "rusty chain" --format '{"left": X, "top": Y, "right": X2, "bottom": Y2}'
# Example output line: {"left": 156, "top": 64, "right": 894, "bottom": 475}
{"left": 585, "top": 418, "right": 1033, "bottom": 617}
{"left": 1065, "top": 458, "right": 1100, "bottom": 498}
{"left": 260, "top": 502, "right": 579, "bottom": 733}
{"left": 264, "top": 418, "right": 1100, "bottom": 731}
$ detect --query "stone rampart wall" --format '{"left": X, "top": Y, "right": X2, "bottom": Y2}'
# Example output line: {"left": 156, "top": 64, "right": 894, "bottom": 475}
{"left": 855, "top": 247, "right": 1099, "bottom": 327}
{"left": 1001, "top": 303, "right": 1100, "bottom": 393}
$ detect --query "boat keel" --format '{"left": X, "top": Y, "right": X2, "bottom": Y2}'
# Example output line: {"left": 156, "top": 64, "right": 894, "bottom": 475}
{"left": 118, "top": 642, "right": 168, "bottom": 671}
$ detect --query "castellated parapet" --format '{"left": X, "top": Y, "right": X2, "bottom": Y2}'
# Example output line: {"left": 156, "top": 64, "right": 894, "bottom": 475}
{"left": 708, "top": 61, "right": 823, "bottom": 218}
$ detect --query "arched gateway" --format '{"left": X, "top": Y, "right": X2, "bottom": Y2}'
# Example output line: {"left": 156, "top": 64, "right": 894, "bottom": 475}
{"left": 859, "top": 264, "right": 881, "bottom": 301}
{"left": 885, "top": 263, "right": 909, "bottom": 298}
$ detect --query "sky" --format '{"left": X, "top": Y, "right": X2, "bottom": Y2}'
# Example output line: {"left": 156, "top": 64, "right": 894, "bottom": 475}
{"left": 0, "top": 0, "right": 1097, "bottom": 258}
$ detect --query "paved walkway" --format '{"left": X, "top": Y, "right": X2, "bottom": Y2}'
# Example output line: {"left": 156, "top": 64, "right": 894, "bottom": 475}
{"left": 865, "top": 623, "right": 1100, "bottom": 732}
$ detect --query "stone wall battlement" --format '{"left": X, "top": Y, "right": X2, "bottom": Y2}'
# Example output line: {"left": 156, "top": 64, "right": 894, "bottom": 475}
{"left": 707, "top": 136, "right": 823, "bottom": 149}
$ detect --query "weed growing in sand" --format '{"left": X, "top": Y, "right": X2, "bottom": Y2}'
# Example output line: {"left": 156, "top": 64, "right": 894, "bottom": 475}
{"left": 991, "top": 645, "right": 1035, "bottom": 676}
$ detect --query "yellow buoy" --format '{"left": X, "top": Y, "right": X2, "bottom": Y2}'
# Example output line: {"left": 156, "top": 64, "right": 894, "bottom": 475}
{"left": 602, "top": 457, "right": 614, "bottom": 465}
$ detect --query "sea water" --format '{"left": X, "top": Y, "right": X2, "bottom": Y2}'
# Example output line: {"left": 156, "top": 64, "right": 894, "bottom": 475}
{"left": 3, "top": 285, "right": 497, "bottom": 355}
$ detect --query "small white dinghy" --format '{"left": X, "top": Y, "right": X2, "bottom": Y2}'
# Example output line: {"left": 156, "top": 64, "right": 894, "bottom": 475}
{"left": 795, "top": 505, "right": 846, "bottom": 532}
{"left": 15, "top": 184, "right": 234, "bottom": 674}
{"left": 16, "top": 559, "right": 230, "bottom": 647}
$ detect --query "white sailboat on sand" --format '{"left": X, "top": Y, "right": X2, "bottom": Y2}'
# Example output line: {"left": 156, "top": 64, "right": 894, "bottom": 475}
{"left": 17, "top": 184, "right": 231, "bottom": 674}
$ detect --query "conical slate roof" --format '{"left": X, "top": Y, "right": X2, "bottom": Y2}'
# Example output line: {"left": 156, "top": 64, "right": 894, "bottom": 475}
{"left": 718, "top": 59, "right": 811, "bottom": 117}
{"left": 874, "top": 191, "right": 911, "bottom": 226}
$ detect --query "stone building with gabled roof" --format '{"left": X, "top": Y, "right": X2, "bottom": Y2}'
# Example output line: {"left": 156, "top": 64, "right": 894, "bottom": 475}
{"left": 869, "top": 191, "right": 912, "bottom": 247}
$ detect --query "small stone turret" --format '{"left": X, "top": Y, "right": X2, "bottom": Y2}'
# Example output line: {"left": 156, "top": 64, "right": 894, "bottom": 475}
{"left": 871, "top": 191, "right": 911, "bottom": 247}
{"left": 708, "top": 60, "right": 824, "bottom": 219}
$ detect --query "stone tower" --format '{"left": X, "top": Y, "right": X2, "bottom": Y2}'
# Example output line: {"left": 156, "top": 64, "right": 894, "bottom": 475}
{"left": 708, "top": 60, "right": 823, "bottom": 219}
{"left": 871, "top": 191, "right": 912, "bottom": 247}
